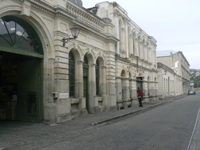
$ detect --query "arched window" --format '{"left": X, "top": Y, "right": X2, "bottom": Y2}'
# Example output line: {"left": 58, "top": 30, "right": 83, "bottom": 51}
{"left": 96, "top": 59, "right": 100, "bottom": 96}
{"left": 69, "top": 51, "right": 75, "bottom": 97}
{"left": 0, "top": 16, "right": 43, "bottom": 55}
{"left": 83, "top": 55, "right": 89, "bottom": 107}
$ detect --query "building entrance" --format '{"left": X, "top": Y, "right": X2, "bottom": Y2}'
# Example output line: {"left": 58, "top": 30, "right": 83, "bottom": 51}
{"left": 0, "top": 16, "right": 43, "bottom": 122}
{"left": 0, "top": 52, "right": 43, "bottom": 122}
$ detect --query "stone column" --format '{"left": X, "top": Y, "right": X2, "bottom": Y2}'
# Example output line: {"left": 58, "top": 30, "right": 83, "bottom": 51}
{"left": 116, "top": 17, "right": 120, "bottom": 55}
{"left": 143, "top": 77, "right": 149, "bottom": 102}
{"left": 116, "top": 78, "right": 122, "bottom": 109}
{"left": 149, "top": 79, "right": 154, "bottom": 100}
{"left": 130, "top": 80, "right": 134, "bottom": 100}
{"left": 126, "top": 24, "right": 129, "bottom": 57}
{"left": 157, "top": 74, "right": 163, "bottom": 99}
{"left": 135, "top": 38, "right": 139, "bottom": 56}
{"left": 144, "top": 43, "right": 148, "bottom": 61}
{"left": 121, "top": 28, "right": 125, "bottom": 55}
{"left": 132, "top": 37, "right": 135, "bottom": 55}
{"left": 101, "top": 65, "right": 107, "bottom": 110}
{"left": 44, "top": 57, "right": 57, "bottom": 124}
{"left": 138, "top": 39, "right": 141, "bottom": 57}
{"left": 105, "top": 44, "right": 116, "bottom": 110}
{"left": 101, "top": 66, "right": 107, "bottom": 96}
{"left": 88, "top": 64, "right": 96, "bottom": 113}
{"left": 53, "top": 48, "right": 72, "bottom": 122}
{"left": 132, "top": 79, "right": 138, "bottom": 104}
{"left": 139, "top": 40, "right": 144, "bottom": 59}
{"left": 148, "top": 44, "right": 153, "bottom": 66}
{"left": 129, "top": 34, "right": 133, "bottom": 55}
{"left": 147, "top": 47, "right": 151, "bottom": 62}
{"left": 155, "top": 77, "right": 158, "bottom": 100}
{"left": 123, "top": 78, "right": 130, "bottom": 107}
{"left": 76, "top": 61, "right": 86, "bottom": 112}
{"left": 76, "top": 61, "right": 83, "bottom": 98}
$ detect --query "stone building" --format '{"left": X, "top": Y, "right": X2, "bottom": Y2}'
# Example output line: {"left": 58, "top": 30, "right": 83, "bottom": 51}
{"left": 94, "top": 2, "right": 158, "bottom": 108}
{"left": 157, "top": 62, "right": 182, "bottom": 99}
{"left": 0, "top": 0, "right": 157, "bottom": 123}
{"left": 157, "top": 51, "right": 190, "bottom": 98}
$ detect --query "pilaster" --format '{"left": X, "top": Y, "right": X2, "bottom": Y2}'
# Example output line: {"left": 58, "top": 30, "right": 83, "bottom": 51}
{"left": 88, "top": 64, "right": 96, "bottom": 113}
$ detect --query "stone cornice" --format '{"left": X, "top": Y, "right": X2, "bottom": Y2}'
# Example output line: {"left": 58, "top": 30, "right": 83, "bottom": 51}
{"left": 115, "top": 54, "right": 158, "bottom": 73}
{"left": 21, "top": 0, "right": 117, "bottom": 43}
{"left": 30, "top": 0, "right": 56, "bottom": 16}
{"left": 128, "top": 54, "right": 152, "bottom": 65}
{"left": 115, "top": 76, "right": 158, "bottom": 83}
{"left": 181, "top": 64, "right": 190, "bottom": 74}
{"left": 24, "top": 0, "right": 116, "bottom": 40}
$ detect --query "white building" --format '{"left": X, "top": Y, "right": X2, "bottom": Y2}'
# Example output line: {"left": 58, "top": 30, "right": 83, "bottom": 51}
{"left": 95, "top": 2, "right": 158, "bottom": 107}
{"left": 157, "top": 51, "right": 190, "bottom": 98}
{"left": 0, "top": 0, "right": 158, "bottom": 123}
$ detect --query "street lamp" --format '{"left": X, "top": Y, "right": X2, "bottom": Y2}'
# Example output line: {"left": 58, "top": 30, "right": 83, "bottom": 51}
{"left": 62, "top": 26, "right": 80, "bottom": 47}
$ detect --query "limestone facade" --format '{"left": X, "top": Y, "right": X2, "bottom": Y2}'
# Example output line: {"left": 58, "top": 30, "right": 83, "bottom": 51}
{"left": 157, "top": 62, "right": 182, "bottom": 99}
{"left": 95, "top": 2, "right": 158, "bottom": 108}
{"left": 157, "top": 51, "right": 190, "bottom": 98}
{"left": 0, "top": 0, "right": 157, "bottom": 123}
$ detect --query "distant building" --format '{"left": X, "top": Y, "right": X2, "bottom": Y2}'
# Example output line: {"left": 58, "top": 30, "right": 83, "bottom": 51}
{"left": 157, "top": 62, "right": 182, "bottom": 98}
{"left": 157, "top": 51, "right": 190, "bottom": 97}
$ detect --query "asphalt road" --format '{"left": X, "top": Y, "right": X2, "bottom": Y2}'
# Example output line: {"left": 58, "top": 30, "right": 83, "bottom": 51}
{"left": 39, "top": 94, "right": 200, "bottom": 150}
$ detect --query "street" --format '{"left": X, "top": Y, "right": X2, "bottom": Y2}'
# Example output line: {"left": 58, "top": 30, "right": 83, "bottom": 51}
{"left": 1, "top": 94, "right": 200, "bottom": 150}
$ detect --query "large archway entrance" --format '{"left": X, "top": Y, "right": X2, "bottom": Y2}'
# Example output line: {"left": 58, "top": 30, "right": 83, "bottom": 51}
{"left": 0, "top": 16, "right": 43, "bottom": 122}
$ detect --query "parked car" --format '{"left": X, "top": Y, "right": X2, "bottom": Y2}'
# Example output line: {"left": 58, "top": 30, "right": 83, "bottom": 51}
{"left": 188, "top": 90, "right": 196, "bottom": 95}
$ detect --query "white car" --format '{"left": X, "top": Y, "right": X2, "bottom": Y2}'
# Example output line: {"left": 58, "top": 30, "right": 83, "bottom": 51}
{"left": 188, "top": 90, "right": 196, "bottom": 95}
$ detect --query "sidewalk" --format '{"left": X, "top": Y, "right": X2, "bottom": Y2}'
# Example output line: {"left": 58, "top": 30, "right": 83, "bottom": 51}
{"left": 0, "top": 96, "right": 184, "bottom": 150}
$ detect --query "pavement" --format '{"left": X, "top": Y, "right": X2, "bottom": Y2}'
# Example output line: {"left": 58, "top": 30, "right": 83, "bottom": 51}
{"left": 0, "top": 95, "right": 199, "bottom": 150}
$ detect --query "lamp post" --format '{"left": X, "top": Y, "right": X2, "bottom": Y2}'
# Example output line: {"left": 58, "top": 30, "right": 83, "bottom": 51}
{"left": 62, "top": 26, "right": 80, "bottom": 47}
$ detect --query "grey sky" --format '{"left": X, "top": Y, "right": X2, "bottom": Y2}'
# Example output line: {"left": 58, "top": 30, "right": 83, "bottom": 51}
{"left": 82, "top": 0, "right": 200, "bottom": 69}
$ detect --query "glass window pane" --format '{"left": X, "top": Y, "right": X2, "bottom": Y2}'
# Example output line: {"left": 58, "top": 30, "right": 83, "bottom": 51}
{"left": 69, "top": 52, "right": 75, "bottom": 97}
{"left": 0, "top": 16, "right": 42, "bottom": 54}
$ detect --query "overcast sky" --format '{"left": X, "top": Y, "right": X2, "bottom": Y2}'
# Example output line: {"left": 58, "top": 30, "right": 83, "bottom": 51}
{"left": 82, "top": 0, "right": 200, "bottom": 69}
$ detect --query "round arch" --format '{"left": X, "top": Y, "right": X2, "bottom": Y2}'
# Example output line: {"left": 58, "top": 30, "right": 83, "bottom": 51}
{"left": 0, "top": 12, "right": 54, "bottom": 58}
{"left": 121, "top": 70, "right": 126, "bottom": 78}
{"left": 68, "top": 48, "right": 82, "bottom": 98}
{"left": 0, "top": 7, "right": 53, "bottom": 122}
{"left": 0, "top": 16, "right": 43, "bottom": 55}
{"left": 69, "top": 48, "right": 81, "bottom": 62}
{"left": 0, "top": 15, "right": 47, "bottom": 122}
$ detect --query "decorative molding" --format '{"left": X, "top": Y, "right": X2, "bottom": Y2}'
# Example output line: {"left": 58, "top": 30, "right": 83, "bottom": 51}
{"left": 22, "top": 0, "right": 116, "bottom": 41}
{"left": 20, "top": 0, "right": 31, "bottom": 16}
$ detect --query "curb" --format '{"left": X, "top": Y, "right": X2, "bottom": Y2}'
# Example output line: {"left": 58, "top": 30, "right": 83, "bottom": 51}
{"left": 91, "top": 96, "right": 184, "bottom": 126}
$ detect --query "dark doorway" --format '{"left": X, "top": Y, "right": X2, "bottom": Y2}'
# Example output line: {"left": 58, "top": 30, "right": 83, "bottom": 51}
{"left": 83, "top": 56, "right": 89, "bottom": 111}
{"left": 136, "top": 77, "right": 143, "bottom": 90}
{"left": 0, "top": 52, "right": 43, "bottom": 122}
